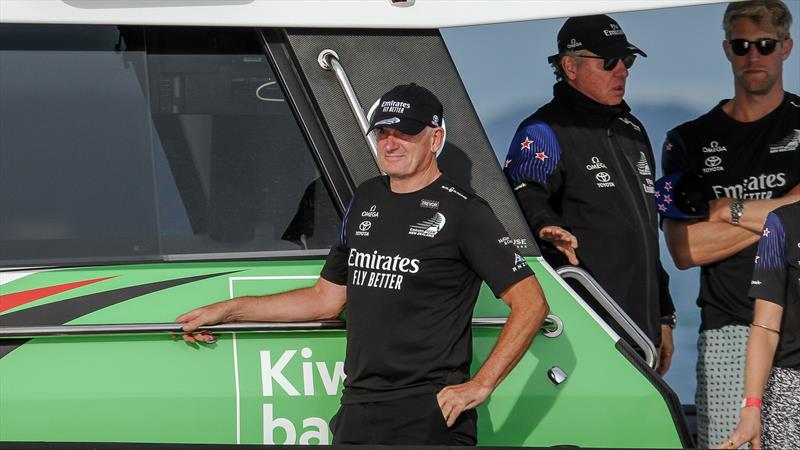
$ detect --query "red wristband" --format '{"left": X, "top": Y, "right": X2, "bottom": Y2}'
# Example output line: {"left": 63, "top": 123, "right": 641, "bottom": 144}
{"left": 741, "top": 397, "right": 762, "bottom": 408}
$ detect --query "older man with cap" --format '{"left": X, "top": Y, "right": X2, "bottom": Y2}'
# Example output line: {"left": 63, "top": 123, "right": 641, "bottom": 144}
{"left": 503, "top": 15, "right": 676, "bottom": 373}
{"left": 177, "top": 83, "right": 549, "bottom": 445}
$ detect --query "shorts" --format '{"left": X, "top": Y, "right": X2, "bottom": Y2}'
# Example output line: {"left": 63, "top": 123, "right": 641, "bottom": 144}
{"left": 695, "top": 324, "right": 748, "bottom": 448}
{"left": 330, "top": 392, "right": 478, "bottom": 445}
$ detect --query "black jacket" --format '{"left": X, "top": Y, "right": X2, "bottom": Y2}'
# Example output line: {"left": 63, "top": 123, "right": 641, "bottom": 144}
{"left": 503, "top": 82, "right": 674, "bottom": 345}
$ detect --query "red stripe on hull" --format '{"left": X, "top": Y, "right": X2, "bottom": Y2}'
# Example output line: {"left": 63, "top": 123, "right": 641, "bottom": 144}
{"left": 0, "top": 277, "right": 113, "bottom": 313}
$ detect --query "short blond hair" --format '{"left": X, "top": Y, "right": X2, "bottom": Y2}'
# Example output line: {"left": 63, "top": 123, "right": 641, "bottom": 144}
{"left": 723, "top": 0, "right": 793, "bottom": 40}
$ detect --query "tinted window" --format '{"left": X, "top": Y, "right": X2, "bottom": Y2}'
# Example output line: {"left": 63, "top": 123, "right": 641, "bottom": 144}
{"left": 0, "top": 25, "right": 339, "bottom": 267}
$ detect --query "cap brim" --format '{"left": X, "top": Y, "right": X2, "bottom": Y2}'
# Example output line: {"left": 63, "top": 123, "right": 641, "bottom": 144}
{"left": 366, "top": 117, "right": 428, "bottom": 136}
{"left": 592, "top": 42, "right": 647, "bottom": 58}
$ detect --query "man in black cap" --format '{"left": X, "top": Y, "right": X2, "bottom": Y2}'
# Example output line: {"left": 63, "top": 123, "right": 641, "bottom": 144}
{"left": 503, "top": 15, "right": 676, "bottom": 374}
{"left": 178, "top": 84, "right": 549, "bottom": 445}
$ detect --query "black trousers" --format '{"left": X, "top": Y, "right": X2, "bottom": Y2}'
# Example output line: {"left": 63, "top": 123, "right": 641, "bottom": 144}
{"left": 331, "top": 392, "right": 478, "bottom": 445}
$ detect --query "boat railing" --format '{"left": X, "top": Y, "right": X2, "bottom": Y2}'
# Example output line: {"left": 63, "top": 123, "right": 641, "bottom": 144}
{"left": 556, "top": 265, "right": 657, "bottom": 369}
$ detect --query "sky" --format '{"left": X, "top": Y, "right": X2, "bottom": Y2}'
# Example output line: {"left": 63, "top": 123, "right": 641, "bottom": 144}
{"left": 442, "top": 0, "right": 800, "bottom": 403}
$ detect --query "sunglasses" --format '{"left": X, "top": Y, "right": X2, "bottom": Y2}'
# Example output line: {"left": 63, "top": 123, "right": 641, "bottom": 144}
{"left": 728, "top": 38, "right": 780, "bottom": 56}
{"left": 574, "top": 54, "right": 637, "bottom": 71}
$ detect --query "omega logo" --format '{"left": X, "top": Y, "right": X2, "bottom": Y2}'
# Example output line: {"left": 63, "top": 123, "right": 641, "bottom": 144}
{"left": 596, "top": 172, "right": 611, "bottom": 183}
{"left": 567, "top": 38, "right": 583, "bottom": 49}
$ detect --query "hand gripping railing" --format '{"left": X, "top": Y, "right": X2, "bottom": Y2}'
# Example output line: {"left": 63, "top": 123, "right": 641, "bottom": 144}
{"left": 0, "top": 316, "right": 563, "bottom": 339}
{"left": 556, "top": 266, "right": 657, "bottom": 368}
{"left": 317, "top": 49, "right": 381, "bottom": 169}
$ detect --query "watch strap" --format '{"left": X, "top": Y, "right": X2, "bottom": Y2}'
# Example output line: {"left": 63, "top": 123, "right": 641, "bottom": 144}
{"left": 730, "top": 199, "right": 745, "bottom": 225}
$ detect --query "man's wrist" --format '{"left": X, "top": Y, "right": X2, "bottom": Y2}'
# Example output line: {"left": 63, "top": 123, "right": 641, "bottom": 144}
{"left": 660, "top": 313, "right": 677, "bottom": 329}
{"left": 730, "top": 199, "right": 745, "bottom": 225}
{"left": 221, "top": 297, "right": 242, "bottom": 322}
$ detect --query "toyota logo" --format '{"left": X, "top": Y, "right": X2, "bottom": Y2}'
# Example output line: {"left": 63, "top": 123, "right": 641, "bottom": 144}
{"left": 705, "top": 156, "right": 722, "bottom": 167}
{"left": 359, "top": 221, "right": 372, "bottom": 232}
{"left": 595, "top": 172, "right": 611, "bottom": 183}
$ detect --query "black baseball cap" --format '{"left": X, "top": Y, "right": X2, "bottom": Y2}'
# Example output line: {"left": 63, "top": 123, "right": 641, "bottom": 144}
{"left": 549, "top": 14, "right": 647, "bottom": 61}
{"left": 366, "top": 83, "right": 443, "bottom": 136}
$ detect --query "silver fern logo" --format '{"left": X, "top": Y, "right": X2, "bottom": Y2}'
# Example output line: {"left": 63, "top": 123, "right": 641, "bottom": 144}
{"left": 769, "top": 129, "right": 799, "bottom": 154}
{"left": 408, "top": 212, "right": 446, "bottom": 238}
{"left": 374, "top": 117, "right": 400, "bottom": 127}
{"left": 636, "top": 152, "right": 652, "bottom": 176}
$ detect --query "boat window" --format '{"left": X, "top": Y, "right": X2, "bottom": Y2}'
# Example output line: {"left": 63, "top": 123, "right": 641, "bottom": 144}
{"left": 0, "top": 25, "right": 340, "bottom": 267}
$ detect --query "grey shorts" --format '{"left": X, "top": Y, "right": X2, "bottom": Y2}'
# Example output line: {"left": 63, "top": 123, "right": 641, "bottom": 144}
{"left": 695, "top": 325, "right": 749, "bottom": 449}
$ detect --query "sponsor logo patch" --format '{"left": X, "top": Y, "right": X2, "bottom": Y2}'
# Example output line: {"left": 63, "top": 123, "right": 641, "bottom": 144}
{"left": 348, "top": 248, "right": 419, "bottom": 291}
{"left": 567, "top": 38, "right": 582, "bottom": 49}
{"left": 636, "top": 152, "right": 652, "bottom": 176}
{"left": 595, "top": 171, "right": 616, "bottom": 188}
{"left": 419, "top": 199, "right": 439, "bottom": 209}
{"left": 374, "top": 117, "right": 400, "bottom": 127}
{"left": 512, "top": 253, "right": 528, "bottom": 272}
{"left": 711, "top": 172, "right": 787, "bottom": 199}
{"left": 499, "top": 236, "right": 530, "bottom": 249}
{"left": 356, "top": 220, "right": 372, "bottom": 237}
{"left": 586, "top": 156, "right": 607, "bottom": 171}
{"left": 361, "top": 205, "right": 379, "bottom": 218}
{"left": 441, "top": 185, "right": 468, "bottom": 200}
{"left": 618, "top": 117, "right": 641, "bottom": 132}
{"left": 409, "top": 212, "right": 446, "bottom": 238}
{"left": 380, "top": 100, "right": 411, "bottom": 114}
{"left": 603, "top": 23, "right": 625, "bottom": 36}
{"left": 702, "top": 141, "right": 727, "bottom": 153}
{"left": 643, "top": 178, "right": 655, "bottom": 194}
{"left": 703, "top": 155, "right": 724, "bottom": 173}
{"left": 769, "top": 129, "right": 799, "bottom": 154}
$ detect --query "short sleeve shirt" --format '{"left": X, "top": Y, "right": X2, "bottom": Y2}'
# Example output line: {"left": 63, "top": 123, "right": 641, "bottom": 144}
{"left": 662, "top": 92, "right": 800, "bottom": 330}
{"left": 749, "top": 202, "right": 800, "bottom": 369}
{"left": 321, "top": 174, "right": 534, "bottom": 403}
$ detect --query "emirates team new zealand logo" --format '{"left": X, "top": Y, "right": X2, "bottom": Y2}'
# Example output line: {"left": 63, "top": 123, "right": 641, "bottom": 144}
{"left": 408, "top": 213, "right": 446, "bottom": 238}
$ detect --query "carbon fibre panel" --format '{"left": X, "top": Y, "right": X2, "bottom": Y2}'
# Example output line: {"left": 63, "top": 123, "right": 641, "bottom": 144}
{"left": 283, "top": 29, "right": 539, "bottom": 257}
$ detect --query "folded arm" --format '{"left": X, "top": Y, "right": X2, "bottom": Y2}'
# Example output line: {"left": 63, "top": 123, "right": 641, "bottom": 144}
{"left": 663, "top": 218, "right": 759, "bottom": 269}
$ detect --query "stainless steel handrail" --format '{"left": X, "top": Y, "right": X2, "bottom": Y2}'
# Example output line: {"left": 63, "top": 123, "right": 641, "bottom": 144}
{"left": 0, "top": 316, "right": 561, "bottom": 339}
{"left": 317, "top": 49, "right": 381, "bottom": 168}
{"left": 556, "top": 266, "right": 657, "bottom": 368}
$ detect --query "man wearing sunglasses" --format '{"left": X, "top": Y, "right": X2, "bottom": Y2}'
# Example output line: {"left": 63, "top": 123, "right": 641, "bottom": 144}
{"left": 658, "top": 1, "right": 799, "bottom": 447}
{"left": 503, "top": 15, "right": 676, "bottom": 374}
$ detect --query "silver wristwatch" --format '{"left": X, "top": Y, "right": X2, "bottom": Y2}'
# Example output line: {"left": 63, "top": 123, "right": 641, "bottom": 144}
{"left": 730, "top": 199, "right": 745, "bottom": 226}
